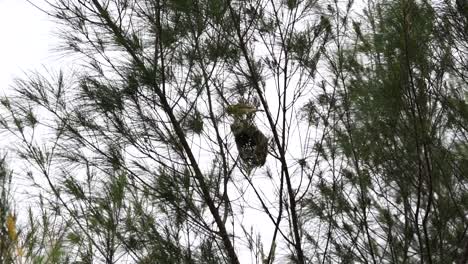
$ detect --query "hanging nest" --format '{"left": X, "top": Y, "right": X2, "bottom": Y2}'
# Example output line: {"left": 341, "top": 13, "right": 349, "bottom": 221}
{"left": 231, "top": 120, "right": 268, "bottom": 168}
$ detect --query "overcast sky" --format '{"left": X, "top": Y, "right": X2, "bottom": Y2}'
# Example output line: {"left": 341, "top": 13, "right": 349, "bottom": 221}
{"left": 0, "top": 0, "right": 56, "bottom": 94}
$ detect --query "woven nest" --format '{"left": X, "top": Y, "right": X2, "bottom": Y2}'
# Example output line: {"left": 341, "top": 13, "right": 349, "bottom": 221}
{"left": 231, "top": 120, "right": 268, "bottom": 168}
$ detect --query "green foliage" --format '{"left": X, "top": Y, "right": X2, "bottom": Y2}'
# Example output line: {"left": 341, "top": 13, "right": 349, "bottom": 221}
{"left": 80, "top": 78, "right": 124, "bottom": 113}
{"left": 301, "top": 0, "right": 468, "bottom": 263}
{"left": 183, "top": 111, "right": 204, "bottom": 134}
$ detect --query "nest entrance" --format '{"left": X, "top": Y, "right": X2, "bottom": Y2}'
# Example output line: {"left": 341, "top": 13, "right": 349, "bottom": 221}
{"left": 231, "top": 120, "right": 268, "bottom": 168}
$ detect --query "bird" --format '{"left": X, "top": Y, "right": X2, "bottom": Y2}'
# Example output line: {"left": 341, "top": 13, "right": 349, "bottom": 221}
{"left": 226, "top": 103, "right": 263, "bottom": 117}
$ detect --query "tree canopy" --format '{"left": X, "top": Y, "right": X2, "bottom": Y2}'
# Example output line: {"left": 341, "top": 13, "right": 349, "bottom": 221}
{"left": 0, "top": 0, "right": 467, "bottom": 263}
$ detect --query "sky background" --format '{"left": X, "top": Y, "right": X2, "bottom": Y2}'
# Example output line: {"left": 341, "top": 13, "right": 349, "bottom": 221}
{"left": 0, "top": 0, "right": 56, "bottom": 95}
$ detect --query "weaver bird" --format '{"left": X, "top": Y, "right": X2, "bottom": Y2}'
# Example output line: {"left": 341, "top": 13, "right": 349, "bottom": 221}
{"left": 226, "top": 103, "right": 263, "bottom": 116}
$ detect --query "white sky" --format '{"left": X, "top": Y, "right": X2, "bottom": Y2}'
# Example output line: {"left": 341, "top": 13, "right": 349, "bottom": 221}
{"left": 0, "top": 0, "right": 56, "bottom": 94}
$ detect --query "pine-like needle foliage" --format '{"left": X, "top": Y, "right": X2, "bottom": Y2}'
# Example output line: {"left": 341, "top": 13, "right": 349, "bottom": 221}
{"left": 0, "top": 0, "right": 466, "bottom": 263}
